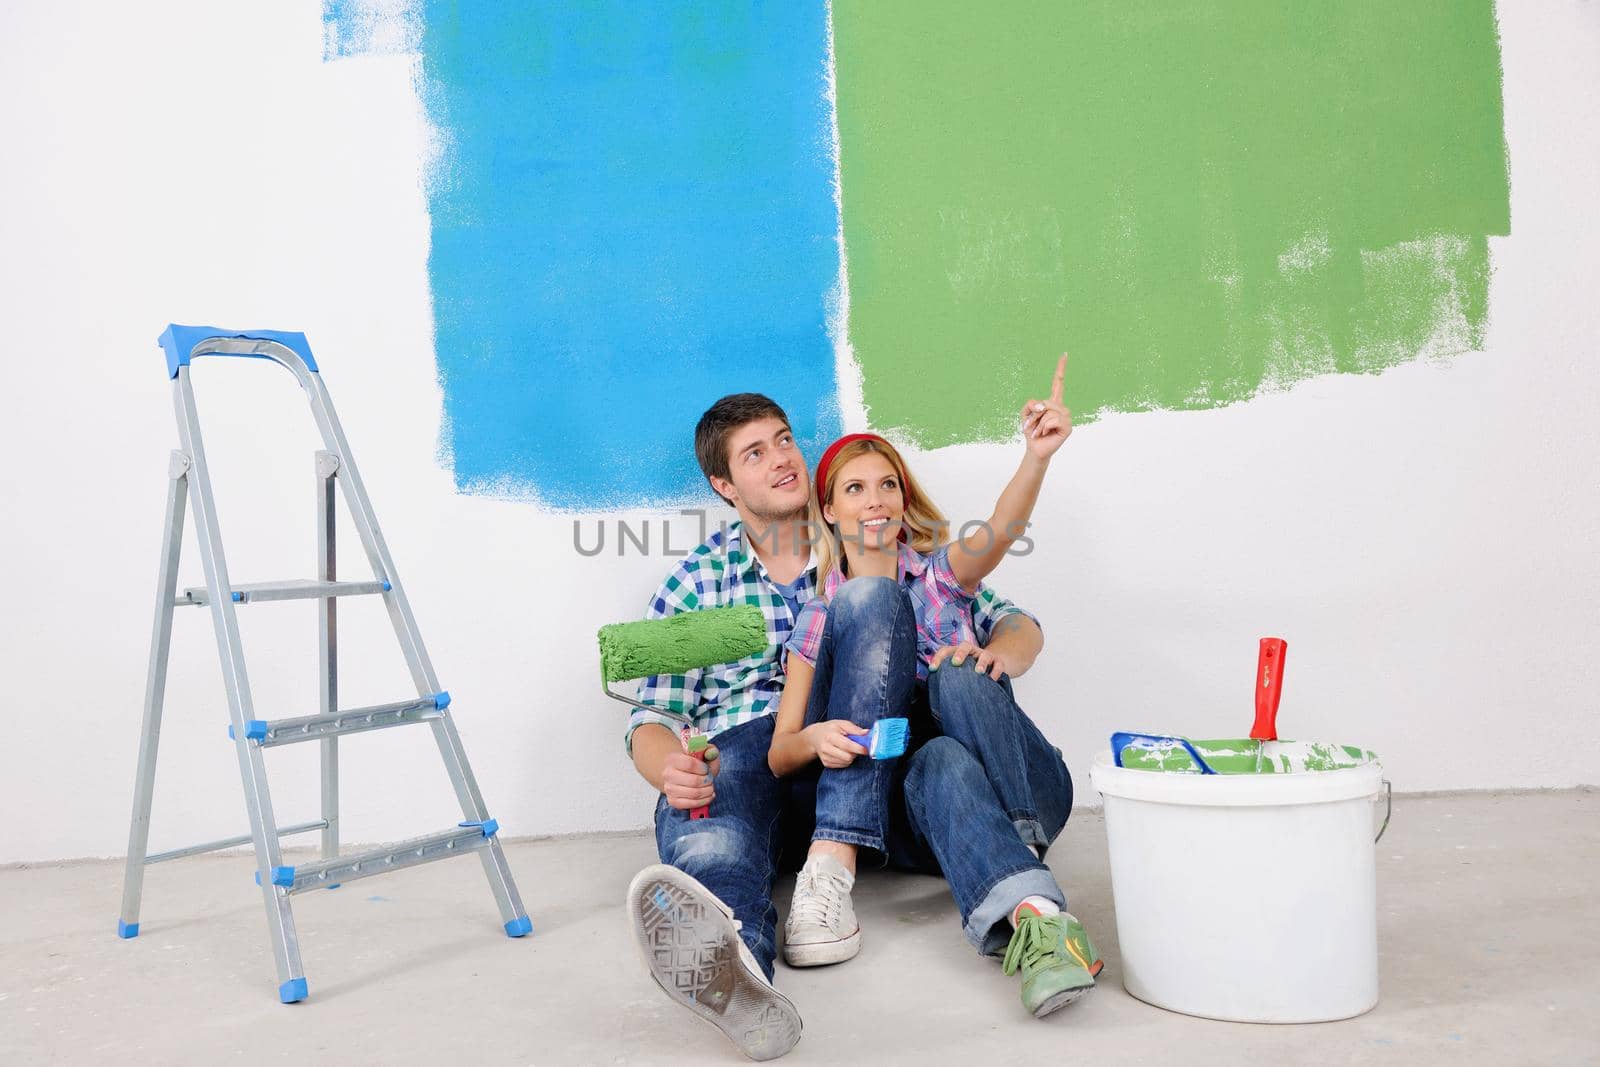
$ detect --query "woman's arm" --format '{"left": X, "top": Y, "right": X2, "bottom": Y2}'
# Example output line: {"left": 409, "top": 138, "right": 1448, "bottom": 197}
{"left": 767, "top": 656, "right": 869, "bottom": 776}
{"left": 947, "top": 452, "right": 1051, "bottom": 592}
{"left": 769, "top": 656, "right": 819, "bottom": 776}
{"left": 948, "top": 354, "right": 1073, "bottom": 593}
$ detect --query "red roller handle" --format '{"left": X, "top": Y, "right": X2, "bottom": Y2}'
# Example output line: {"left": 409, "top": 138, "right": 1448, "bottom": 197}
{"left": 1251, "top": 637, "right": 1287, "bottom": 741}
{"left": 683, "top": 729, "right": 712, "bottom": 820}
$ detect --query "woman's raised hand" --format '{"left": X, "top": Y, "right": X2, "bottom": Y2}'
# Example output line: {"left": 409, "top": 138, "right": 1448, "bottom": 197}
{"left": 805, "top": 719, "right": 870, "bottom": 769}
{"left": 1020, "top": 353, "right": 1073, "bottom": 461}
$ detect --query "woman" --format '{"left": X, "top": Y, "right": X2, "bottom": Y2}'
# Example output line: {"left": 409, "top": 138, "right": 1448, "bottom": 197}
{"left": 764, "top": 355, "right": 1101, "bottom": 1016}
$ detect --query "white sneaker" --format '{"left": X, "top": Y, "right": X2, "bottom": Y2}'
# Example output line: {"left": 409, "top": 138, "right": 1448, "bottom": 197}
{"left": 627, "top": 864, "right": 802, "bottom": 1061}
{"left": 782, "top": 854, "right": 861, "bottom": 967}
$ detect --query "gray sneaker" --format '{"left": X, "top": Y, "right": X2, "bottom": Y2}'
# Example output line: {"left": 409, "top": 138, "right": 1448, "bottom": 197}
{"left": 627, "top": 864, "right": 802, "bottom": 1061}
{"left": 782, "top": 854, "right": 861, "bottom": 967}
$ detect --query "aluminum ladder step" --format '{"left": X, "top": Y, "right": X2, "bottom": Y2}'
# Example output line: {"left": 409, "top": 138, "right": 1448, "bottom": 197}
{"left": 258, "top": 823, "right": 500, "bottom": 895}
{"left": 228, "top": 693, "right": 450, "bottom": 748}
{"left": 145, "top": 819, "right": 328, "bottom": 866}
{"left": 176, "top": 578, "right": 389, "bottom": 606}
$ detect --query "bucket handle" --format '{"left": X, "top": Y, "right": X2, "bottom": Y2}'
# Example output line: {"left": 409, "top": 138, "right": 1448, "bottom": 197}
{"left": 1110, "top": 732, "right": 1218, "bottom": 775}
{"left": 1373, "top": 778, "right": 1392, "bottom": 843}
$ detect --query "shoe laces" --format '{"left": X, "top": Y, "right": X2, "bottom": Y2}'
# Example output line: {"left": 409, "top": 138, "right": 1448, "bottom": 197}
{"left": 1003, "top": 913, "right": 1068, "bottom": 976}
{"left": 791, "top": 866, "right": 850, "bottom": 929}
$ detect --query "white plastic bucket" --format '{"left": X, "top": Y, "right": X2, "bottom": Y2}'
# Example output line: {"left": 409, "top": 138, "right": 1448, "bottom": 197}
{"left": 1089, "top": 751, "right": 1386, "bottom": 1023}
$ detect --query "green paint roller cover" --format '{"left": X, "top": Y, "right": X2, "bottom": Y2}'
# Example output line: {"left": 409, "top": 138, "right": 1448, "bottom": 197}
{"left": 598, "top": 604, "right": 768, "bottom": 683}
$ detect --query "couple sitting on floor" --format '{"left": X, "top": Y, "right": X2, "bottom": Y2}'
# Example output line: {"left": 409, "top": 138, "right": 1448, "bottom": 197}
{"left": 623, "top": 356, "right": 1100, "bottom": 1060}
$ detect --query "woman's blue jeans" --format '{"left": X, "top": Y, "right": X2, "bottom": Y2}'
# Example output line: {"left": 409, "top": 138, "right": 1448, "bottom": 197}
{"left": 794, "top": 576, "right": 1076, "bottom": 957}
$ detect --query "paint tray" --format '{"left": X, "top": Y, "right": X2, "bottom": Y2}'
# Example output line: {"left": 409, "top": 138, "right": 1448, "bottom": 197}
{"left": 1111, "top": 732, "right": 1378, "bottom": 775}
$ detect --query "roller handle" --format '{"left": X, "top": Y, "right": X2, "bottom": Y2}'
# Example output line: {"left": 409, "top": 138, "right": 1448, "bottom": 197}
{"left": 1251, "top": 637, "right": 1287, "bottom": 741}
{"left": 683, "top": 729, "right": 712, "bottom": 820}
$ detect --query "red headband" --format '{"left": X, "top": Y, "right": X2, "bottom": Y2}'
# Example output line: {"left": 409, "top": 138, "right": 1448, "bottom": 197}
{"left": 813, "top": 432, "right": 908, "bottom": 543}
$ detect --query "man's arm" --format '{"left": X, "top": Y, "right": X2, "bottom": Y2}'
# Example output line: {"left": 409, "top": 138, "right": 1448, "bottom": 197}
{"left": 632, "top": 722, "right": 718, "bottom": 810}
{"left": 981, "top": 611, "right": 1043, "bottom": 678}
{"left": 966, "top": 584, "right": 1044, "bottom": 679}
{"left": 626, "top": 558, "right": 719, "bottom": 808}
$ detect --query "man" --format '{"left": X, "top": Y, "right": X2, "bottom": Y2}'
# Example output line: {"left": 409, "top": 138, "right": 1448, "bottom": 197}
{"left": 623, "top": 394, "right": 1069, "bottom": 1061}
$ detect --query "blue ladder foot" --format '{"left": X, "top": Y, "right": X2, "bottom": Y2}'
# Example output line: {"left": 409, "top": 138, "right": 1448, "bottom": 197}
{"left": 278, "top": 977, "right": 309, "bottom": 1004}
{"left": 504, "top": 916, "right": 533, "bottom": 938}
{"left": 324, "top": 883, "right": 341, "bottom": 891}
{"left": 117, "top": 920, "right": 140, "bottom": 939}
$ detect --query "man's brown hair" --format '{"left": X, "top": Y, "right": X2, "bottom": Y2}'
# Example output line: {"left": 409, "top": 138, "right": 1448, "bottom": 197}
{"left": 695, "top": 393, "right": 791, "bottom": 504}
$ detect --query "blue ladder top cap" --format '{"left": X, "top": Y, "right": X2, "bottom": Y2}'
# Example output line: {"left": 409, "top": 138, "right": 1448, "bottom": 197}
{"left": 504, "top": 915, "right": 533, "bottom": 938}
{"left": 229, "top": 720, "right": 269, "bottom": 741}
{"left": 117, "top": 920, "right": 140, "bottom": 939}
{"left": 159, "top": 324, "right": 319, "bottom": 379}
{"left": 459, "top": 818, "right": 498, "bottom": 838}
{"left": 433, "top": 691, "right": 451, "bottom": 709}
{"left": 278, "top": 977, "right": 309, "bottom": 1004}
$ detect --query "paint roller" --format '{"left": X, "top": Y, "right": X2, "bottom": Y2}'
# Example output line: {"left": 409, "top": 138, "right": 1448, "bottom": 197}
{"left": 1250, "top": 637, "right": 1287, "bottom": 772}
{"left": 598, "top": 604, "right": 770, "bottom": 819}
{"left": 1109, "top": 636, "right": 1372, "bottom": 775}
{"left": 1112, "top": 636, "right": 1292, "bottom": 774}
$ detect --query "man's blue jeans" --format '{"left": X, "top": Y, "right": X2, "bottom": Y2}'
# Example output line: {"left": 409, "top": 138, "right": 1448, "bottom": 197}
{"left": 797, "top": 576, "right": 1076, "bottom": 957}
{"left": 653, "top": 714, "right": 790, "bottom": 981}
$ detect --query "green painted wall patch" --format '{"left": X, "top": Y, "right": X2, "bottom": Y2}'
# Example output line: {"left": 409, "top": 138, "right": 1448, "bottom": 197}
{"left": 833, "top": 0, "right": 1511, "bottom": 445}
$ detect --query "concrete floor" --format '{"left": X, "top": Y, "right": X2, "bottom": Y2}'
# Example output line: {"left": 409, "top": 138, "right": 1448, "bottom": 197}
{"left": 2, "top": 790, "right": 1595, "bottom": 1065}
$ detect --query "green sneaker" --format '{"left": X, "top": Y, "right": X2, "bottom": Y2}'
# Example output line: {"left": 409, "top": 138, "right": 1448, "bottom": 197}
{"left": 1001, "top": 910, "right": 1104, "bottom": 1018}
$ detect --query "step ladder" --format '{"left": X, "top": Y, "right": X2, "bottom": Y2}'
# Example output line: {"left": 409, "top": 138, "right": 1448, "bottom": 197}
{"left": 118, "top": 325, "right": 532, "bottom": 1003}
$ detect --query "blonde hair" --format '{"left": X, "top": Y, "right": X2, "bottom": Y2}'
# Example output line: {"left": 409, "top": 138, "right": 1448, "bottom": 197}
{"left": 810, "top": 438, "right": 948, "bottom": 599}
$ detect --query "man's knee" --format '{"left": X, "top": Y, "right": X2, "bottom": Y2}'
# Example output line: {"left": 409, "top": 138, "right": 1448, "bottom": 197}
{"left": 662, "top": 822, "right": 760, "bottom": 877}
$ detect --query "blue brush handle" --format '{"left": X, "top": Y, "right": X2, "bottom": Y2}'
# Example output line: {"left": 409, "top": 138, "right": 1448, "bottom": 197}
{"left": 1110, "top": 731, "right": 1218, "bottom": 775}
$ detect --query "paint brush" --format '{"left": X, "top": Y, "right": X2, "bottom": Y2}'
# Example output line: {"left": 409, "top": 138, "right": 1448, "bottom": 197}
{"left": 847, "top": 718, "right": 909, "bottom": 759}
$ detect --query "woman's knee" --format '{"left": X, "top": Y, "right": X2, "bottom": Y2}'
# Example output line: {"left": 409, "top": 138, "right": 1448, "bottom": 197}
{"left": 831, "top": 576, "right": 910, "bottom": 620}
{"left": 928, "top": 660, "right": 1010, "bottom": 724}
{"left": 905, "top": 736, "right": 984, "bottom": 797}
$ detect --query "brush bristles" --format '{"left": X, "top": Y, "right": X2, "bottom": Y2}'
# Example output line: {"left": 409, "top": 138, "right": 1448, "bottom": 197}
{"left": 868, "top": 718, "right": 910, "bottom": 759}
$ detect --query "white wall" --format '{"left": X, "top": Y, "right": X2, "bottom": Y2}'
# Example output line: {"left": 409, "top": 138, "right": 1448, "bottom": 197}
{"left": 1, "top": 1, "right": 1596, "bottom": 864}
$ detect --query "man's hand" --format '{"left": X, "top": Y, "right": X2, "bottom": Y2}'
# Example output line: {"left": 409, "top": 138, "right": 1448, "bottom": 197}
{"left": 660, "top": 744, "right": 720, "bottom": 811}
{"left": 805, "top": 720, "right": 869, "bottom": 769}
{"left": 929, "top": 638, "right": 1015, "bottom": 681}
